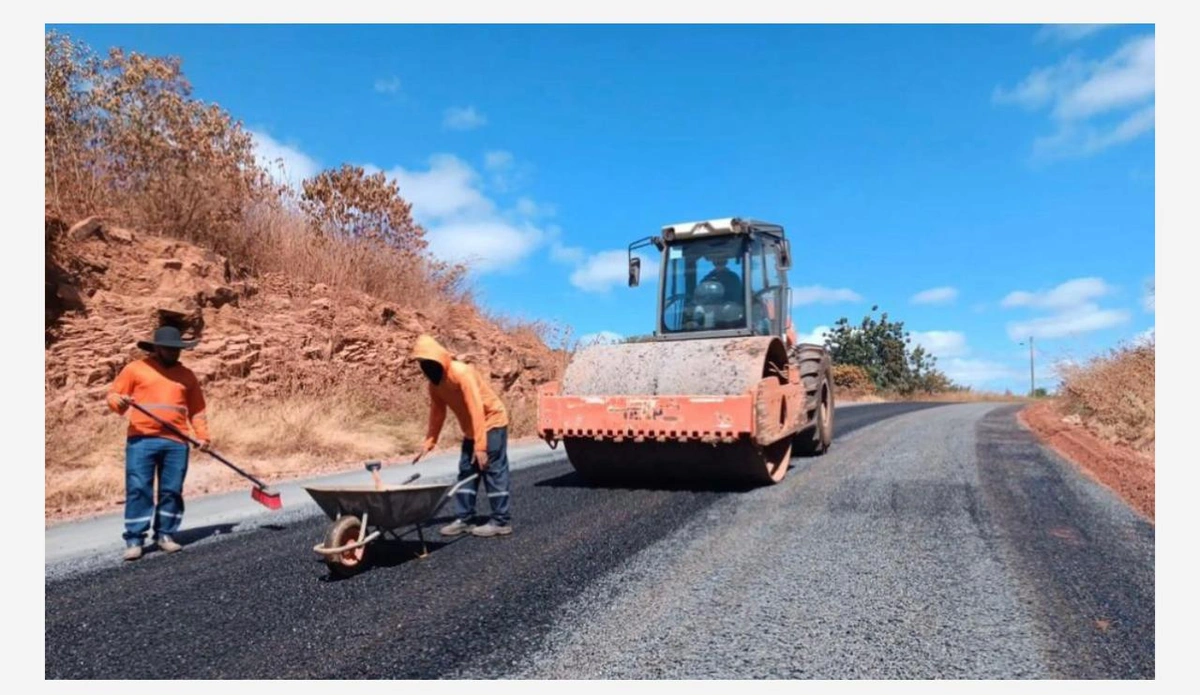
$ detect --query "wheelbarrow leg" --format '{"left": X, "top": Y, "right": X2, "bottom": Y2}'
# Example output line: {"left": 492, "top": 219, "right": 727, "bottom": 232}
{"left": 415, "top": 524, "right": 430, "bottom": 560}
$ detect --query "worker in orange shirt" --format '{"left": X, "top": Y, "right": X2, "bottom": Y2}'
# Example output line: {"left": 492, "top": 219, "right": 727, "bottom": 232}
{"left": 409, "top": 334, "right": 512, "bottom": 538}
{"left": 107, "top": 326, "right": 210, "bottom": 561}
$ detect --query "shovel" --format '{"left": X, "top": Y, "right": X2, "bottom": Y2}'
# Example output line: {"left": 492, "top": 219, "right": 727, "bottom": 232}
{"left": 364, "top": 461, "right": 420, "bottom": 490}
{"left": 125, "top": 400, "right": 282, "bottom": 510}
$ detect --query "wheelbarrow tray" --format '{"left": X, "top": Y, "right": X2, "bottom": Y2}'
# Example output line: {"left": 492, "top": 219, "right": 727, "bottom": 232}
{"left": 304, "top": 483, "right": 453, "bottom": 530}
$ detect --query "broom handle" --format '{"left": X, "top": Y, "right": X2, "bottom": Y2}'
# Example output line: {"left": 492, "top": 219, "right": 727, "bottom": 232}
{"left": 126, "top": 400, "right": 270, "bottom": 490}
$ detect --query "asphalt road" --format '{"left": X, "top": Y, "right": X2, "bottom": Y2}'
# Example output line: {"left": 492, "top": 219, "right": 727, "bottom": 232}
{"left": 44, "top": 402, "right": 1154, "bottom": 679}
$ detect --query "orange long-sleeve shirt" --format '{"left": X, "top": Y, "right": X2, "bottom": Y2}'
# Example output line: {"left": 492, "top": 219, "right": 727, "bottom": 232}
{"left": 412, "top": 335, "right": 508, "bottom": 454}
{"left": 107, "top": 357, "right": 209, "bottom": 444}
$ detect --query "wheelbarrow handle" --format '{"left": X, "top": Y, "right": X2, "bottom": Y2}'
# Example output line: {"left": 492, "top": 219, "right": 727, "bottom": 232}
{"left": 430, "top": 473, "right": 480, "bottom": 518}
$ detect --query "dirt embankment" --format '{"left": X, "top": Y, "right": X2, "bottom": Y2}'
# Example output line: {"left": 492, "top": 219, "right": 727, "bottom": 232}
{"left": 1020, "top": 400, "right": 1154, "bottom": 522}
{"left": 45, "top": 216, "right": 563, "bottom": 521}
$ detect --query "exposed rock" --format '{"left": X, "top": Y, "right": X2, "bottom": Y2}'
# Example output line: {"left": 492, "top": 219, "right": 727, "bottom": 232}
{"left": 45, "top": 214, "right": 559, "bottom": 418}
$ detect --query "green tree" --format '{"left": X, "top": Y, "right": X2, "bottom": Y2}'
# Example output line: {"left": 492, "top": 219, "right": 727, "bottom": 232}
{"left": 824, "top": 305, "right": 956, "bottom": 395}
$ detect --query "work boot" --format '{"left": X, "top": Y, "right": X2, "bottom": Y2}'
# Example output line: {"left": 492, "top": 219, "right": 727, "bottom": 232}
{"left": 123, "top": 544, "right": 143, "bottom": 562}
{"left": 439, "top": 519, "right": 474, "bottom": 537}
{"left": 470, "top": 521, "right": 512, "bottom": 538}
{"left": 157, "top": 535, "right": 182, "bottom": 553}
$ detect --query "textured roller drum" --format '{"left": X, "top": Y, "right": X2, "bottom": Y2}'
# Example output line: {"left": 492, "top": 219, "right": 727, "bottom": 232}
{"left": 562, "top": 337, "right": 779, "bottom": 397}
{"left": 558, "top": 336, "right": 794, "bottom": 486}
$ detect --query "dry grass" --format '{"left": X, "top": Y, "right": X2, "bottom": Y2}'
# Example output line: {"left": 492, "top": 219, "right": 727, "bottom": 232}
{"left": 46, "top": 388, "right": 427, "bottom": 516}
{"left": 46, "top": 384, "right": 544, "bottom": 518}
{"left": 228, "top": 202, "right": 471, "bottom": 321}
{"left": 1057, "top": 339, "right": 1155, "bottom": 454}
{"left": 902, "top": 390, "right": 1029, "bottom": 403}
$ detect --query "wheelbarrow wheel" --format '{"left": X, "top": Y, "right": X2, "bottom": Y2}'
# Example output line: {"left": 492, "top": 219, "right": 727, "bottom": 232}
{"left": 324, "top": 516, "right": 367, "bottom": 577}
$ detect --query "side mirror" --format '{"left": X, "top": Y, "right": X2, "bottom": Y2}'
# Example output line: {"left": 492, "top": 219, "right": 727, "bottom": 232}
{"left": 779, "top": 239, "right": 792, "bottom": 270}
{"left": 629, "top": 257, "right": 641, "bottom": 287}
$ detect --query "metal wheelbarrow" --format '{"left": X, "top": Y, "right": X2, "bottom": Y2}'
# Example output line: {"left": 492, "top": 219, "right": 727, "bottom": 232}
{"left": 305, "top": 466, "right": 478, "bottom": 577}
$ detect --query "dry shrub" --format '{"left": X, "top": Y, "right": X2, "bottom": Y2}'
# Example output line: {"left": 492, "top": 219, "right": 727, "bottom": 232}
{"left": 232, "top": 202, "right": 470, "bottom": 314}
{"left": 300, "top": 164, "right": 425, "bottom": 252}
{"left": 45, "top": 405, "right": 128, "bottom": 513}
{"left": 46, "top": 32, "right": 272, "bottom": 248}
{"left": 1058, "top": 339, "right": 1155, "bottom": 453}
{"left": 46, "top": 31, "right": 472, "bottom": 325}
{"left": 832, "top": 364, "right": 874, "bottom": 394}
{"left": 209, "top": 389, "right": 425, "bottom": 462}
{"left": 505, "top": 396, "right": 540, "bottom": 439}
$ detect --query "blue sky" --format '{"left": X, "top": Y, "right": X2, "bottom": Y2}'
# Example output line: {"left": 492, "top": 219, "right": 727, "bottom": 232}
{"left": 51, "top": 24, "right": 1155, "bottom": 392}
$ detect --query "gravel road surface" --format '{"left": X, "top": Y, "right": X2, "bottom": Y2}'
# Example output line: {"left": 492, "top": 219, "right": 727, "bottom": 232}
{"left": 45, "top": 402, "right": 1153, "bottom": 679}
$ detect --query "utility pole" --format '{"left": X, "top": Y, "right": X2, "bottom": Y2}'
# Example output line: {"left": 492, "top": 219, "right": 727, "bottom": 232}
{"left": 1028, "top": 336, "right": 1035, "bottom": 397}
{"left": 1019, "top": 337, "right": 1036, "bottom": 397}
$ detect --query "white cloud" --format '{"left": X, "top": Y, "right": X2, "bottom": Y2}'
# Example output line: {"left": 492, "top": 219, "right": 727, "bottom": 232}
{"left": 1002, "top": 278, "right": 1131, "bottom": 340}
{"left": 551, "top": 244, "right": 585, "bottom": 264}
{"left": 374, "top": 76, "right": 401, "bottom": 94}
{"left": 481, "top": 150, "right": 532, "bottom": 192}
{"left": 516, "top": 198, "right": 541, "bottom": 218}
{"left": 792, "top": 286, "right": 863, "bottom": 305}
{"left": 443, "top": 106, "right": 487, "bottom": 131}
{"left": 578, "top": 331, "right": 623, "bottom": 347}
{"left": 249, "top": 129, "right": 321, "bottom": 188}
{"left": 1134, "top": 327, "right": 1155, "bottom": 346}
{"left": 425, "top": 219, "right": 543, "bottom": 271}
{"left": 1006, "top": 303, "right": 1131, "bottom": 340}
{"left": 940, "top": 358, "right": 1020, "bottom": 387}
{"left": 382, "top": 154, "right": 552, "bottom": 273}
{"left": 1035, "top": 24, "right": 1107, "bottom": 44}
{"left": 994, "top": 34, "right": 1154, "bottom": 159}
{"left": 1143, "top": 277, "right": 1155, "bottom": 313}
{"left": 546, "top": 225, "right": 585, "bottom": 265}
{"left": 910, "top": 286, "right": 958, "bottom": 305}
{"left": 1001, "top": 277, "right": 1112, "bottom": 310}
{"left": 795, "top": 325, "right": 831, "bottom": 345}
{"left": 570, "top": 250, "right": 659, "bottom": 293}
{"left": 910, "top": 330, "right": 969, "bottom": 358}
{"left": 1054, "top": 37, "right": 1155, "bottom": 121}
{"left": 387, "top": 155, "right": 493, "bottom": 221}
{"left": 484, "top": 151, "right": 514, "bottom": 171}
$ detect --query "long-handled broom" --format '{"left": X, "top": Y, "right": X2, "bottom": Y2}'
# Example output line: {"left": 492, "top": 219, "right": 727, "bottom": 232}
{"left": 125, "top": 400, "right": 283, "bottom": 510}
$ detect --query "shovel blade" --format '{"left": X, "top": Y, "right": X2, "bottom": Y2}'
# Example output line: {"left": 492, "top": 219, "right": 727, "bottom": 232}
{"left": 251, "top": 486, "right": 282, "bottom": 510}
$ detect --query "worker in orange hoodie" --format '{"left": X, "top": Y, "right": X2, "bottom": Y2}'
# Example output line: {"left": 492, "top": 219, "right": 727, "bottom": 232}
{"left": 410, "top": 334, "right": 512, "bottom": 538}
{"left": 107, "top": 326, "right": 210, "bottom": 561}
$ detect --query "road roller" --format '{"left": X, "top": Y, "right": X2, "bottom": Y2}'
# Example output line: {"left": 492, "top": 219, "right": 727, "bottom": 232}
{"left": 537, "top": 217, "right": 834, "bottom": 486}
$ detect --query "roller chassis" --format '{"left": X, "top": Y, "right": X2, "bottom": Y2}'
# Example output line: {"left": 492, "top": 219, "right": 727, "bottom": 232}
{"left": 538, "top": 217, "right": 834, "bottom": 485}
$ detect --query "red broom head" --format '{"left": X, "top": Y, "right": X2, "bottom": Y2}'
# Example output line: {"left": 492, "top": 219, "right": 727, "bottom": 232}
{"left": 251, "top": 486, "right": 282, "bottom": 510}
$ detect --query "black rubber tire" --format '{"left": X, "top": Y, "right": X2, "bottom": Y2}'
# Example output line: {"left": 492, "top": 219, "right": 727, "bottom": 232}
{"left": 792, "top": 343, "right": 834, "bottom": 456}
{"left": 324, "top": 516, "right": 366, "bottom": 577}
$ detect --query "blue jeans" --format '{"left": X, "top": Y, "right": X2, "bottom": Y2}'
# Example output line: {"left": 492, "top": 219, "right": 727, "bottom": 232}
{"left": 123, "top": 436, "right": 189, "bottom": 546}
{"left": 453, "top": 427, "right": 511, "bottom": 526}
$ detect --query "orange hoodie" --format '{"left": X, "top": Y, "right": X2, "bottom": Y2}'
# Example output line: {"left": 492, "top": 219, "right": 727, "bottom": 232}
{"left": 107, "top": 357, "right": 210, "bottom": 443}
{"left": 412, "top": 334, "right": 508, "bottom": 454}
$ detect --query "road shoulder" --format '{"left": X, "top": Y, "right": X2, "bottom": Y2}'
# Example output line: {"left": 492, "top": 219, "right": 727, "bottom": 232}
{"left": 1018, "top": 401, "right": 1154, "bottom": 522}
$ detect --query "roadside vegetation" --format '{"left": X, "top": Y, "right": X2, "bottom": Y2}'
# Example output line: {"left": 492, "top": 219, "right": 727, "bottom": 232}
{"left": 44, "top": 32, "right": 563, "bottom": 518}
{"left": 819, "top": 306, "right": 1015, "bottom": 401}
{"left": 1057, "top": 337, "right": 1155, "bottom": 455}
